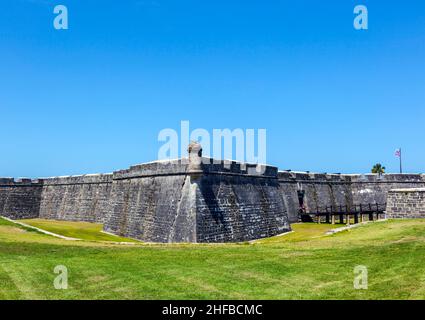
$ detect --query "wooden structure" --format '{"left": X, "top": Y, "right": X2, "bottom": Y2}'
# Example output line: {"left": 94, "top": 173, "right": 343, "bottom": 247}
{"left": 299, "top": 203, "right": 386, "bottom": 225}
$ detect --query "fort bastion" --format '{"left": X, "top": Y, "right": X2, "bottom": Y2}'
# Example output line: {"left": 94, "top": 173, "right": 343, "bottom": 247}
{"left": 1, "top": 143, "right": 424, "bottom": 242}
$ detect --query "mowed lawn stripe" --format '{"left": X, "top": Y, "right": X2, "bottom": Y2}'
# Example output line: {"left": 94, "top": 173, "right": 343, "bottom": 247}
{"left": 0, "top": 218, "right": 424, "bottom": 299}
{"left": 19, "top": 219, "right": 139, "bottom": 243}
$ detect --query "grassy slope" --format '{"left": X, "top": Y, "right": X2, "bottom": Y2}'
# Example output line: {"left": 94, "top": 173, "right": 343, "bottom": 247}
{"left": 0, "top": 218, "right": 424, "bottom": 300}
{"left": 19, "top": 219, "right": 138, "bottom": 243}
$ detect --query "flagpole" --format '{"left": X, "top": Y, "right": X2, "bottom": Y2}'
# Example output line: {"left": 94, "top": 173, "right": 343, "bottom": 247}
{"left": 399, "top": 148, "right": 403, "bottom": 174}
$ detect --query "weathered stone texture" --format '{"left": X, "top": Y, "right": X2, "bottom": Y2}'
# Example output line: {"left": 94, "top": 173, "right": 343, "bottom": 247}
{"left": 278, "top": 172, "right": 353, "bottom": 222}
{"left": 104, "top": 173, "right": 193, "bottom": 242}
{"left": 103, "top": 158, "right": 290, "bottom": 243}
{"left": 1, "top": 151, "right": 424, "bottom": 242}
{"left": 196, "top": 174, "right": 289, "bottom": 242}
{"left": 387, "top": 188, "right": 425, "bottom": 218}
{"left": 278, "top": 172, "right": 425, "bottom": 222}
{"left": 102, "top": 160, "right": 195, "bottom": 242}
{"left": 38, "top": 174, "right": 113, "bottom": 223}
{"left": 0, "top": 178, "right": 42, "bottom": 219}
{"left": 350, "top": 174, "right": 425, "bottom": 205}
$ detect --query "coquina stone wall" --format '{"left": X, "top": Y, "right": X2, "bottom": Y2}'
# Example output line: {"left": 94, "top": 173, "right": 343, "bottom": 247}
{"left": 0, "top": 178, "right": 42, "bottom": 219}
{"left": 278, "top": 172, "right": 425, "bottom": 222}
{"left": 39, "top": 174, "right": 113, "bottom": 223}
{"left": 278, "top": 172, "right": 352, "bottom": 222}
{"left": 350, "top": 174, "right": 425, "bottom": 205}
{"left": 387, "top": 188, "right": 425, "bottom": 218}
{"left": 194, "top": 161, "right": 289, "bottom": 243}
{"left": 103, "top": 160, "right": 195, "bottom": 242}
{"left": 1, "top": 142, "right": 424, "bottom": 242}
{"left": 103, "top": 153, "right": 290, "bottom": 243}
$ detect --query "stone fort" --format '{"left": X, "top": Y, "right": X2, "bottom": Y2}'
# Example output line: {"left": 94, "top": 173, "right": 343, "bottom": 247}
{"left": 1, "top": 143, "right": 424, "bottom": 243}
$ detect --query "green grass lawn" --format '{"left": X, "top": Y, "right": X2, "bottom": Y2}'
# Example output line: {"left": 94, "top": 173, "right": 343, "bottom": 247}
{"left": 19, "top": 219, "right": 139, "bottom": 243}
{"left": 0, "top": 217, "right": 425, "bottom": 300}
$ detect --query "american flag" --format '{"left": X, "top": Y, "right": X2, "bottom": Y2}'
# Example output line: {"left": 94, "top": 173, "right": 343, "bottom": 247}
{"left": 395, "top": 149, "right": 401, "bottom": 157}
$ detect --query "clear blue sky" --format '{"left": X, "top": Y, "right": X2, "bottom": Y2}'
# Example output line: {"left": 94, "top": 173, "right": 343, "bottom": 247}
{"left": 1, "top": 0, "right": 424, "bottom": 177}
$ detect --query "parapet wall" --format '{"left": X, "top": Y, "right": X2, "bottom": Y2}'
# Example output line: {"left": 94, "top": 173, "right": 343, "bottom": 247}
{"left": 0, "top": 178, "right": 42, "bottom": 219}
{"left": 0, "top": 175, "right": 113, "bottom": 223}
{"left": 278, "top": 172, "right": 352, "bottom": 222}
{"left": 350, "top": 174, "right": 425, "bottom": 205}
{"left": 1, "top": 152, "right": 424, "bottom": 242}
{"left": 278, "top": 172, "right": 425, "bottom": 222}
{"left": 195, "top": 159, "right": 288, "bottom": 243}
{"left": 39, "top": 174, "right": 113, "bottom": 223}
{"left": 104, "top": 158, "right": 290, "bottom": 242}
{"left": 387, "top": 188, "right": 425, "bottom": 219}
{"left": 104, "top": 160, "right": 193, "bottom": 242}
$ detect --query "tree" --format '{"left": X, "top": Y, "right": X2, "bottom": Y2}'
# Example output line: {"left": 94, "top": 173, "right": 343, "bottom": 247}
{"left": 371, "top": 163, "right": 386, "bottom": 175}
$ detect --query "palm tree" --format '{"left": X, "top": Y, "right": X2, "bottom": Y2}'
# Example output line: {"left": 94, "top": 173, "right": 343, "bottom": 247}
{"left": 371, "top": 163, "right": 386, "bottom": 175}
